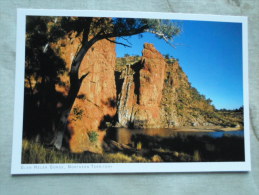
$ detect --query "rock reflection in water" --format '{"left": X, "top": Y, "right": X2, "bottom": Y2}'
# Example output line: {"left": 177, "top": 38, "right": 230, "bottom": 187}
{"left": 105, "top": 128, "right": 244, "bottom": 146}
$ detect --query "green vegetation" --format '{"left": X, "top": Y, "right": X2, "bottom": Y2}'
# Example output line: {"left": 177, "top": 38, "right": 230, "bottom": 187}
{"left": 116, "top": 55, "right": 141, "bottom": 67}
{"left": 72, "top": 106, "right": 84, "bottom": 120}
{"left": 160, "top": 56, "right": 243, "bottom": 128}
{"left": 87, "top": 131, "right": 99, "bottom": 143}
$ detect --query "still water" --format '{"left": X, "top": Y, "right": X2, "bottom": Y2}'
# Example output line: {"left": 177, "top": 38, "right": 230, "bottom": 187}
{"left": 106, "top": 128, "right": 244, "bottom": 145}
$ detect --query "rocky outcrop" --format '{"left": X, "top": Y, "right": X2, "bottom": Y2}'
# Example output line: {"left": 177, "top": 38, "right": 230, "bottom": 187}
{"left": 117, "top": 43, "right": 166, "bottom": 128}
{"left": 136, "top": 43, "right": 166, "bottom": 127}
{"left": 116, "top": 43, "right": 218, "bottom": 128}
{"left": 52, "top": 35, "right": 117, "bottom": 153}
{"left": 160, "top": 58, "right": 216, "bottom": 127}
{"left": 117, "top": 65, "right": 137, "bottom": 127}
{"left": 51, "top": 39, "right": 235, "bottom": 153}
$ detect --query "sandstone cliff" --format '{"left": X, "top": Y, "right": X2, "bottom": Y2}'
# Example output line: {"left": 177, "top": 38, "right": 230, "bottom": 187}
{"left": 51, "top": 39, "right": 241, "bottom": 153}
{"left": 117, "top": 43, "right": 166, "bottom": 128}
{"left": 24, "top": 18, "right": 243, "bottom": 156}
{"left": 52, "top": 35, "right": 117, "bottom": 153}
{"left": 116, "top": 43, "right": 240, "bottom": 128}
{"left": 160, "top": 58, "right": 215, "bottom": 127}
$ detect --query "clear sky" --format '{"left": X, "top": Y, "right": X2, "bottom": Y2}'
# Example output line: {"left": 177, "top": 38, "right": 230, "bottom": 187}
{"left": 116, "top": 20, "right": 243, "bottom": 110}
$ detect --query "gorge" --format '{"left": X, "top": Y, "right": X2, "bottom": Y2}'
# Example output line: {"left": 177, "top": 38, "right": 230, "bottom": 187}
{"left": 22, "top": 17, "right": 245, "bottom": 163}
{"left": 49, "top": 38, "right": 242, "bottom": 153}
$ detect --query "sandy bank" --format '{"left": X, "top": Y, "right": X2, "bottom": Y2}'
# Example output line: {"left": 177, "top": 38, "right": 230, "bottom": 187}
{"left": 172, "top": 126, "right": 243, "bottom": 132}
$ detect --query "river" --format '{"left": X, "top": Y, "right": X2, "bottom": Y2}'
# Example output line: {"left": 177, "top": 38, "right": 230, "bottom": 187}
{"left": 105, "top": 127, "right": 244, "bottom": 146}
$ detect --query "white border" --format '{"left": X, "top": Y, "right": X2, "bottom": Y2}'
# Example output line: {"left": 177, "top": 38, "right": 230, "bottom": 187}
{"left": 11, "top": 9, "right": 250, "bottom": 174}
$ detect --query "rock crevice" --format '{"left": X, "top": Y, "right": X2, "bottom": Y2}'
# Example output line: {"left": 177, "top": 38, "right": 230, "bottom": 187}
{"left": 117, "top": 43, "right": 166, "bottom": 128}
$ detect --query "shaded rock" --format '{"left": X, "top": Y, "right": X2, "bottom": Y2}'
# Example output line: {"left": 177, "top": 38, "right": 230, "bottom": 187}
{"left": 151, "top": 154, "right": 163, "bottom": 162}
{"left": 52, "top": 35, "right": 117, "bottom": 153}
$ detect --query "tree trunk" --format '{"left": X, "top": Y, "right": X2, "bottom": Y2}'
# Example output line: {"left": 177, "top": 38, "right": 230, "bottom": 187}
{"left": 51, "top": 17, "right": 148, "bottom": 149}
{"left": 53, "top": 107, "right": 71, "bottom": 149}
{"left": 52, "top": 42, "right": 92, "bottom": 149}
{"left": 52, "top": 77, "right": 84, "bottom": 149}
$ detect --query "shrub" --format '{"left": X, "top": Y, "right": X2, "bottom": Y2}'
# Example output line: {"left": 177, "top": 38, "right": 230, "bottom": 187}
{"left": 106, "top": 153, "right": 132, "bottom": 162}
{"left": 72, "top": 106, "right": 84, "bottom": 120}
{"left": 193, "top": 150, "right": 201, "bottom": 162}
{"left": 136, "top": 142, "right": 142, "bottom": 150}
{"left": 88, "top": 131, "right": 99, "bottom": 143}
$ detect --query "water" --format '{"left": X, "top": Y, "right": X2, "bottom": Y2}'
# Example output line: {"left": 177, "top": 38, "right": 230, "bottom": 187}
{"left": 105, "top": 127, "right": 244, "bottom": 145}
{"left": 207, "top": 130, "right": 244, "bottom": 138}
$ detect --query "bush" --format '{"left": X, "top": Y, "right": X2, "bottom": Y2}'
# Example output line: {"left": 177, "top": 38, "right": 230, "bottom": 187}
{"left": 72, "top": 106, "right": 84, "bottom": 120}
{"left": 193, "top": 150, "right": 201, "bottom": 161}
{"left": 136, "top": 142, "right": 142, "bottom": 150}
{"left": 88, "top": 131, "right": 99, "bottom": 143}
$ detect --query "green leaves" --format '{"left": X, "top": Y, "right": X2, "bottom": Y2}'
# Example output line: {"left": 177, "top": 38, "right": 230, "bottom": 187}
{"left": 72, "top": 106, "right": 84, "bottom": 120}
{"left": 88, "top": 131, "right": 99, "bottom": 143}
{"left": 144, "top": 19, "right": 182, "bottom": 47}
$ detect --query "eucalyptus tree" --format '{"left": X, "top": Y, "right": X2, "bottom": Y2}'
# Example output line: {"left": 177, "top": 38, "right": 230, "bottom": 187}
{"left": 25, "top": 16, "right": 181, "bottom": 149}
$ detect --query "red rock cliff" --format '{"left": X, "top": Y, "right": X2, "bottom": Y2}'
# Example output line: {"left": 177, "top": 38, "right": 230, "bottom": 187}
{"left": 52, "top": 35, "right": 116, "bottom": 153}
{"left": 117, "top": 43, "right": 166, "bottom": 128}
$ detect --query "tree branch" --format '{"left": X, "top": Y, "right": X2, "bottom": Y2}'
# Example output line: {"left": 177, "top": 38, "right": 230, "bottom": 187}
{"left": 144, "top": 29, "right": 176, "bottom": 48}
{"left": 79, "top": 72, "right": 90, "bottom": 83}
{"left": 98, "top": 25, "right": 148, "bottom": 40}
{"left": 105, "top": 38, "right": 131, "bottom": 48}
{"left": 82, "top": 17, "right": 93, "bottom": 43}
{"left": 120, "top": 37, "right": 132, "bottom": 46}
{"left": 70, "top": 24, "right": 148, "bottom": 88}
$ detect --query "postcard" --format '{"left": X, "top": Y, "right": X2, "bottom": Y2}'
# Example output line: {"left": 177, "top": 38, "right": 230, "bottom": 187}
{"left": 11, "top": 9, "right": 250, "bottom": 174}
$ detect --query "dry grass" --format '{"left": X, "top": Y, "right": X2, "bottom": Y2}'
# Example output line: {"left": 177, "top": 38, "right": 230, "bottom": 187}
{"left": 22, "top": 140, "right": 76, "bottom": 163}
{"left": 22, "top": 139, "right": 149, "bottom": 164}
{"left": 22, "top": 131, "right": 244, "bottom": 164}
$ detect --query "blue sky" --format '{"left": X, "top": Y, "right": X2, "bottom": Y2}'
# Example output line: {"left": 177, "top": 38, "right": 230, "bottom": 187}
{"left": 116, "top": 20, "right": 243, "bottom": 110}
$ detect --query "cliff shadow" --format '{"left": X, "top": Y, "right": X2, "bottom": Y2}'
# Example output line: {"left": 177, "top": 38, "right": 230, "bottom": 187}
{"left": 114, "top": 71, "right": 124, "bottom": 98}
{"left": 23, "top": 17, "right": 73, "bottom": 144}
{"left": 114, "top": 59, "right": 144, "bottom": 103}
{"left": 99, "top": 97, "right": 117, "bottom": 130}
{"left": 132, "top": 60, "right": 144, "bottom": 104}
{"left": 23, "top": 48, "right": 68, "bottom": 144}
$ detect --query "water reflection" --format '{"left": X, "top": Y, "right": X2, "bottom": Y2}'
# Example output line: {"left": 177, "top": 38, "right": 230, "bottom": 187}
{"left": 105, "top": 127, "right": 244, "bottom": 145}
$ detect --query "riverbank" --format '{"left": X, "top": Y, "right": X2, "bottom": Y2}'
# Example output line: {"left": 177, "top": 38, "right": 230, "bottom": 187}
{"left": 171, "top": 126, "right": 243, "bottom": 132}
{"left": 22, "top": 126, "right": 245, "bottom": 164}
{"left": 22, "top": 128, "right": 245, "bottom": 163}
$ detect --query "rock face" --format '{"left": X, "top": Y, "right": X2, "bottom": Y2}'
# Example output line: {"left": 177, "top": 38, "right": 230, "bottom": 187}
{"left": 52, "top": 35, "right": 117, "bottom": 153}
{"left": 51, "top": 39, "right": 233, "bottom": 153}
{"left": 160, "top": 58, "right": 216, "bottom": 127}
{"left": 136, "top": 43, "right": 166, "bottom": 127}
{"left": 117, "top": 43, "right": 166, "bottom": 128}
{"left": 117, "top": 65, "right": 137, "bottom": 127}
{"left": 116, "top": 43, "right": 217, "bottom": 128}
